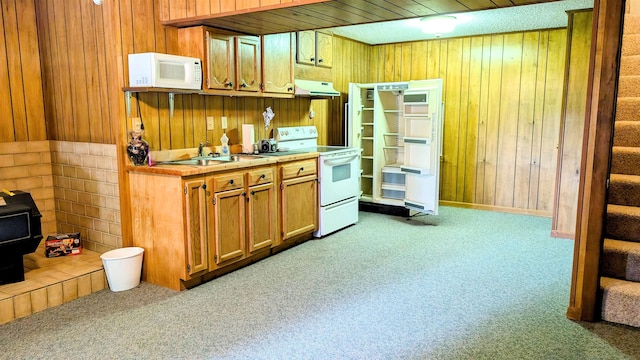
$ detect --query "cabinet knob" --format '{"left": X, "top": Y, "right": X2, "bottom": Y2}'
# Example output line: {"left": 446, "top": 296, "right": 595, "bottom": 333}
{"left": 299, "top": 167, "right": 304, "bottom": 172}
{"left": 310, "top": 57, "right": 315, "bottom": 62}
{"left": 318, "top": 58, "right": 324, "bottom": 63}
{"left": 201, "top": 184, "right": 207, "bottom": 189}
{"left": 260, "top": 174, "right": 266, "bottom": 179}
{"left": 251, "top": 190, "right": 255, "bottom": 196}
{"left": 241, "top": 83, "right": 248, "bottom": 88}
{"left": 226, "top": 81, "right": 233, "bottom": 87}
{"left": 288, "top": 87, "right": 293, "bottom": 92}
{"left": 229, "top": 179, "right": 234, "bottom": 185}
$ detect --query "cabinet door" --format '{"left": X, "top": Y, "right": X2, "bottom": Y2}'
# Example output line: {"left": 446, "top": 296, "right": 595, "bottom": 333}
{"left": 247, "top": 182, "right": 276, "bottom": 252}
{"left": 280, "top": 174, "right": 317, "bottom": 240}
{"left": 315, "top": 31, "right": 333, "bottom": 68}
{"left": 211, "top": 188, "right": 246, "bottom": 264}
{"left": 236, "top": 36, "right": 261, "bottom": 92}
{"left": 184, "top": 178, "right": 208, "bottom": 276}
{"left": 262, "top": 33, "right": 294, "bottom": 94}
{"left": 206, "top": 31, "right": 235, "bottom": 90}
{"left": 296, "top": 30, "right": 316, "bottom": 65}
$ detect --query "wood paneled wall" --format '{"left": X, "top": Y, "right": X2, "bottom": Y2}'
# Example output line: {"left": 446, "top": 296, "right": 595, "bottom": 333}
{"left": 330, "top": 35, "right": 373, "bottom": 145}
{"left": 34, "top": 0, "right": 118, "bottom": 144}
{"left": 0, "top": 0, "right": 46, "bottom": 142}
{"left": 370, "top": 29, "right": 568, "bottom": 214}
{"left": 552, "top": 10, "right": 593, "bottom": 238}
{"left": 135, "top": 93, "right": 323, "bottom": 150}
{"left": 32, "top": 0, "right": 329, "bottom": 148}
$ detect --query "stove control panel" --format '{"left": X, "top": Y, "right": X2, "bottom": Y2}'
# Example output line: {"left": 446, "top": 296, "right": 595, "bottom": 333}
{"left": 275, "top": 126, "right": 318, "bottom": 142}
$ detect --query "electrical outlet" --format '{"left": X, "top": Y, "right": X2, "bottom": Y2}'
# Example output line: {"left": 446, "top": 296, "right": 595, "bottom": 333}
{"left": 132, "top": 117, "right": 142, "bottom": 131}
{"left": 221, "top": 116, "right": 228, "bottom": 129}
{"left": 206, "top": 116, "right": 215, "bottom": 131}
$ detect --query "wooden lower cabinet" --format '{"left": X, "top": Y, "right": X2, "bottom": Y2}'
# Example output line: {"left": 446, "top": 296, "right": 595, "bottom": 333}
{"left": 246, "top": 168, "right": 277, "bottom": 252}
{"left": 279, "top": 159, "right": 318, "bottom": 242}
{"left": 208, "top": 166, "right": 276, "bottom": 268}
{"left": 184, "top": 178, "right": 209, "bottom": 275}
{"left": 128, "top": 158, "right": 316, "bottom": 290}
{"left": 129, "top": 173, "right": 208, "bottom": 291}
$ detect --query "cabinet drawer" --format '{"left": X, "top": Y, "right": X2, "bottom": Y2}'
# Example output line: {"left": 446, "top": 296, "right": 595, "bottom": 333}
{"left": 281, "top": 160, "right": 316, "bottom": 180}
{"left": 212, "top": 172, "right": 244, "bottom": 192}
{"left": 247, "top": 167, "right": 274, "bottom": 186}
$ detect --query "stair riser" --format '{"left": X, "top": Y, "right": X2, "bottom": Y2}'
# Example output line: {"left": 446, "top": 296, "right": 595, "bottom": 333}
{"left": 618, "top": 76, "right": 640, "bottom": 98}
{"left": 620, "top": 56, "right": 640, "bottom": 76}
{"left": 624, "top": 15, "right": 640, "bottom": 36}
{"left": 610, "top": 149, "right": 640, "bottom": 176}
{"left": 601, "top": 287, "right": 640, "bottom": 327}
{"left": 614, "top": 122, "right": 640, "bottom": 147}
{"left": 606, "top": 212, "right": 640, "bottom": 242}
{"left": 608, "top": 181, "right": 640, "bottom": 207}
{"left": 601, "top": 250, "right": 640, "bottom": 282}
{"left": 616, "top": 98, "right": 640, "bottom": 122}
{"left": 623, "top": 34, "right": 640, "bottom": 56}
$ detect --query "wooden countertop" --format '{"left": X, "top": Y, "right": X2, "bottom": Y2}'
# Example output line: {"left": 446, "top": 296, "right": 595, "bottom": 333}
{"left": 126, "top": 152, "right": 319, "bottom": 177}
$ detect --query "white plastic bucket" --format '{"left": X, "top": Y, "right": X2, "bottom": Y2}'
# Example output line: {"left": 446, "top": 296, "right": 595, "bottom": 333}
{"left": 100, "top": 247, "right": 144, "bottom": 292}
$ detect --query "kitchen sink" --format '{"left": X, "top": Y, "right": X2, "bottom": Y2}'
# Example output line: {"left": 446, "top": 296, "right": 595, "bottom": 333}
{"left": 162, "top": 159, "right": 224, "bottom": 166}
{"left": 192, "top": 154, "right": 263, "bottom": 162}
{"left": 160, "top": 154, "right": 263, "bottom": 166}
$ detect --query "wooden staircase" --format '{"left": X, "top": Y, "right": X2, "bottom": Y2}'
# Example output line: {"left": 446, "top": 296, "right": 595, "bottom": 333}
{"left": 600, "top": 13, "right": 640, "bottom": 327}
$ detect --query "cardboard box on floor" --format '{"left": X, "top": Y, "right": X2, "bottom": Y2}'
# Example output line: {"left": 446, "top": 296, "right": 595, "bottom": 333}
{"left": 45, "top": 232, "right": 82, "bottom": 258}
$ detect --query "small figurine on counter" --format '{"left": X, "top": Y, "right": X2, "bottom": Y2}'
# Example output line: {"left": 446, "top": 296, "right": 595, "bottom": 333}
{"left": 126, "top": 129, "right": 149, "bottom": 166}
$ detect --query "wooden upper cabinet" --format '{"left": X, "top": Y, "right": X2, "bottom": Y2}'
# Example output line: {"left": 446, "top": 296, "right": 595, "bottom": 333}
{"left": 296, "top": 30, "right": 332, "bottom": 68}
{"left": 236, "top": 36, "right": 261, "bottom": 92}
{"left": 296, "top": 30, "right": 316, "bottom": 66}
{"left": 262, "top": 33, "right": 294, "bottom": 94}
{"left": 177, "top": 26, "right": 235, "bottom": 91}
{"left": 315, "top": 31, "right": 333, "bottom": 68}
{"left": 207, "top": 32, "right": 236, "bottom": 90}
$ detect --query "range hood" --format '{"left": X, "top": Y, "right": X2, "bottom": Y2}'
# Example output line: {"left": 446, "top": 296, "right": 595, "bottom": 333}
{"left": 294, "top": 79, "right": 340, "bottom": 97}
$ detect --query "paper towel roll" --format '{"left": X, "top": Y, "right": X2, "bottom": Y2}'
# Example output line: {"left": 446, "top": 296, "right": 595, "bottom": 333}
{"left": 242, "top": 124, "right": 255, "bottom": 154}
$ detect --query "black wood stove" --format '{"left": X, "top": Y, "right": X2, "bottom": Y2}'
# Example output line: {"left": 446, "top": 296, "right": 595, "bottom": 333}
{"left": 0, "top": 190, "right": 43, "bottom": 285}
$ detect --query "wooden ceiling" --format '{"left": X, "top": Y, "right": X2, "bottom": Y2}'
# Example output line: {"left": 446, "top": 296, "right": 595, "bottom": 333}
{"left": 162, "top": 0, "right": 565, "bottom": 35}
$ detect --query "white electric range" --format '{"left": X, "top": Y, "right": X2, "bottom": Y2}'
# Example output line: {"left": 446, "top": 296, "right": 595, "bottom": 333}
{"left": 274, "top": 126, "right": 360, "bottom": 237}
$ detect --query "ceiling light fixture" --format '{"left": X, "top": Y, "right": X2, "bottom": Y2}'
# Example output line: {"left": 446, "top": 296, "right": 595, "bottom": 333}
{"left": 420, "top": 15, "right": 457, "bottom": 37}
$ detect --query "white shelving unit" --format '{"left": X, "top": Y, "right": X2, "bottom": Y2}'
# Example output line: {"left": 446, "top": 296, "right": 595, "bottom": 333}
{"left": 348, "top": 79, "right": 443, "bottom": 214}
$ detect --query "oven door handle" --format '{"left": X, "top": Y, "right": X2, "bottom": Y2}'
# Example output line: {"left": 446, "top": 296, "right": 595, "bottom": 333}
{"left": 323, "top": 154, "right": 359, "bottom": 166}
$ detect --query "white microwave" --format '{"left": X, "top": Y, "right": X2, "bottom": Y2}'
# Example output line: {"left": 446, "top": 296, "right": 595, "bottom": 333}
{"left": 128, "top": 52, "right": 202, "bottom": 90}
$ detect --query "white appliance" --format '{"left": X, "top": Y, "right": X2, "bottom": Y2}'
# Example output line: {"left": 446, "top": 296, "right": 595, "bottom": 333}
{"left": 401, "top": 85, "right": 443, "bottom": 214}
{"left": 275, "top": 126, "right": 360, "bottom": 237}
{"left": 347, "top": 79, "right": 443, "bottom": 215}
{"left": 128, "top": 52, "right": 202, "bottom": 90}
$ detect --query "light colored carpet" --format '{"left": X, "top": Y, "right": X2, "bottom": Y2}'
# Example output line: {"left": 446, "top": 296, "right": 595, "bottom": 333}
{"left": 1, "top": 207, "right": 639, "bottom": 359}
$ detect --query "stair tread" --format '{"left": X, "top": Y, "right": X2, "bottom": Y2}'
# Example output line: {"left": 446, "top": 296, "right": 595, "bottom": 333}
{"left": 604, "top": 238, "right": 640, "bottom": 254}
{"left": 609, "top": 173, "right": 640, "bottom": 182}
{"left": 612, "top": 145, "right": 640, "bottom": 152}
{"left": 601, "top": 276, "right": 640, "bottom": 295}
{"left": 608, "top": 203, "right": 640, "bottom": 215}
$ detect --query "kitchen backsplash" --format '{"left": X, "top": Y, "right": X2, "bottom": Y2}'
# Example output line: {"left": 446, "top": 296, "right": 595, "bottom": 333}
{"left": 50, "top": 141, "right": 122, "bottom": 253}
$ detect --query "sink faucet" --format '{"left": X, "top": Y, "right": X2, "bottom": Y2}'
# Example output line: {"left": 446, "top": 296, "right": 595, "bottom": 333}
{"left": 198, "top": 141, "right": 210, "bottom": 157}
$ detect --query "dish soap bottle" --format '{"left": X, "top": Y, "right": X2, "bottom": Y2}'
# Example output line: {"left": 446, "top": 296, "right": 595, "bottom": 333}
{"left": 220, "top": 132, "right": 229, "bottom": 155}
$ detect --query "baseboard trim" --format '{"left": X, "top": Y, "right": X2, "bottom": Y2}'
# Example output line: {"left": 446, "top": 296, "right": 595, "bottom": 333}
{"left": 551, "top": 230, "right": 575, "bottom": 239}
{"left": 440, "top": 201, "right": 552, "bottom": 218}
